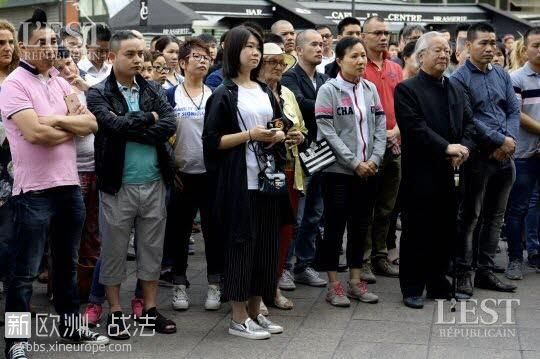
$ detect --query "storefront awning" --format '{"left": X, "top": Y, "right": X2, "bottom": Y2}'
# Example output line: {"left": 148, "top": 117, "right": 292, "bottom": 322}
{"left": 109, "top": 0, "right": 205, "bottom": 36}
{"left": 181, "top": 0, "right": 273, "bottom": 19}
{"left": 267, "top": 0, "right": 335, "bottom": 27}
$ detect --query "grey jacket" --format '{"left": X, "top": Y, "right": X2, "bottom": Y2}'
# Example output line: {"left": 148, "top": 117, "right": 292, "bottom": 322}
{"left": 315, "top": 77, "right": 387, "bottom": 175}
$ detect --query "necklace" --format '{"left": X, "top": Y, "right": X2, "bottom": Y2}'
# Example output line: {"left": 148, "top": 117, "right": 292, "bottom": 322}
{"left": 182, "top": 82, "right": 204, "bottom": 110}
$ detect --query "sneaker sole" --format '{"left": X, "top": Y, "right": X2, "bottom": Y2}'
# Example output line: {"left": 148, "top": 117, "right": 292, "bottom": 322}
{"left": 228, "top": 328, "right": 271, "bottom": 340}
{"left": 266, "top": 327, "right": 284, "bottom": 334}
{"left": 347, "top": 294, "right": 379, "bottom": 304}
{"left": 278, "top": 283, "right": 296, "bottom": 291}
{"left": 326, "top": 298, "right": 350, "bottom": 307}
{"left": 504, "top": 273, "right": 523, "bottom": 280}
{"left": 60, "top": 337, "right": 110, "bottom": 345}
{"left": 172, "top": 303, "right": 189, "bottom": 311}
{"left": 205, "top": 303, "right": 221, "bottom": 311}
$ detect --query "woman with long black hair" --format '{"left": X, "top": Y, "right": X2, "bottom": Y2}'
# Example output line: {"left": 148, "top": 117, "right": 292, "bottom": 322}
{"left": 203, "top": 26, "right": 292, "bottom": 340}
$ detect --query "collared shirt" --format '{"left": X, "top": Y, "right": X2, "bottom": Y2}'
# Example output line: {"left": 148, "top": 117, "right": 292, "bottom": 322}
{"left": 511, "top": 62, "right": 540, "bottom": 158}
{"left": 78, "top": 57, "right": 111, "bottom": 85}
{"left": 451, "top": 59, "right": 520, "bottom": 150}
{"left": 364, "top": 57, "right": 402, "bottom": 130}
{"left": 117, "top": 79, "right": 160, "bottom": 184}
{"left": 0, "top": 61, "right": 79, "bottom": 194}
{"left": 316, "top": 51, "right": 335, "bottom": 74}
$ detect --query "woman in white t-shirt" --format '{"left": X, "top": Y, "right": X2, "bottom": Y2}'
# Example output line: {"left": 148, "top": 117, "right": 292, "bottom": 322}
{"left": 163, "top": 39, "right": 221, "bottom": 313}
{"left": 203, "top": 26, "right": 294, "bottom": 340}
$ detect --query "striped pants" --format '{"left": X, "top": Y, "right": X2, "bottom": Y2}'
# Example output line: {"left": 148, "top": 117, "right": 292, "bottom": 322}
{"left": 222, "top": 191, "right": 280, "bottom": 302}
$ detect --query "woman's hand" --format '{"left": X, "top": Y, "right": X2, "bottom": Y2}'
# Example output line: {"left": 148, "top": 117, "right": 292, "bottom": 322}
{"left": 285, "top": 130, "right": 305, "bottom": 146}
{"left": 249, "top": 125, "right": 275, "bottom": 142}
{"left": 71, "top": 76, "right": 90, "bottom": 92}
{"left": 355, "top": 161, "right": 377, "bottom": 178}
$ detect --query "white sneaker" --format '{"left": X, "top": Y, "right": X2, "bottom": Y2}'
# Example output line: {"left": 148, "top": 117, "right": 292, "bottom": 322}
{"left": 205, "top": 284, "right": 221, "bottom": 310}
{"left": 294, "top": 267, "right": 327, "bottom": 287}
{"left": 347, "top": 280, "right": 379, "bottom": 303}
{"left": 172, "top": 285, "right": 189, "bottom": 310}
{"left": 229, "top": 318, "right": 271, "bottom": 340}
{"left": 326, "top": 282, "right": 351, "bottom": 307}
{"left": 255, "top": 314, "right": 283, "bottom": 334}
{"left": 278, "top": 270, "right": 296, "bottom": 290}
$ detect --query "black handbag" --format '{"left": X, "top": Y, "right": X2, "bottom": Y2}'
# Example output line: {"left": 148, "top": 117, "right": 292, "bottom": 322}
{"left": 237, "top": 109, "right": 288, "bottom": 196}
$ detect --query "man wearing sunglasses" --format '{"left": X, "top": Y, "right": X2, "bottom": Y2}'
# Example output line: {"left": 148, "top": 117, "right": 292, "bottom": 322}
{"left": 360, "top": 15, "right": 403, "bottom": 283}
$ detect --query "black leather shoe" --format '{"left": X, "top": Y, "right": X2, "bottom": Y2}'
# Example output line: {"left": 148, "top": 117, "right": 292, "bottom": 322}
{"left": 403, "top": 296, "right": 424, "bottom": 309}
{"left": 456, "top": 273, "right": 473, "bottom": 297}
{"left": 474, "top": 271, "right": 517, "bottom": 292}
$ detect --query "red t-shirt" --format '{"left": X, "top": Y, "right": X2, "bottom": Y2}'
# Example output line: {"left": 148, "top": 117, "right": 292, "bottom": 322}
{"left": 364, "top": 58, "right": 403, "bottom": 130}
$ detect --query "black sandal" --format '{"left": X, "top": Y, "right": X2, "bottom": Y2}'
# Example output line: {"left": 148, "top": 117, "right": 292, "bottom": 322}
{"left": 141, "top": 308, "right": 176, "bottom": 334}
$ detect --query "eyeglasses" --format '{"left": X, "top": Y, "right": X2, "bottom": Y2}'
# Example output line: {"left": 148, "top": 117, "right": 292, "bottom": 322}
{"left": 153, "top": 65, "right": 171, "bottom": 73}
{"left": 264, "top": 59, "right": 287, "bottom": 68}
{"left": 365, "top": 31, "right": 390, "bottom": 37}
{"left": 321, "top": 34, "right": 333, "bottom": 39}
{"left": 189, "top": 53, "right": 212, "bottom": 63}
{"left": 429, "top": 47, "right": 453, "bottom": 57}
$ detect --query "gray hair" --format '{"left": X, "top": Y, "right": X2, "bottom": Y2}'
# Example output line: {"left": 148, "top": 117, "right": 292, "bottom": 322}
{"left": 296, "top": 29, "right": 321, "bottom": 49}
{"left": 402, "top": 25, "right": 426, "bottom": 40}
{"left": 413, "top": 31, "right": 446, "bottom": 67}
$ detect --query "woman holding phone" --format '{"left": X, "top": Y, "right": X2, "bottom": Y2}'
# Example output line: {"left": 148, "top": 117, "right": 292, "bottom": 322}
{"left": 203, "top": 26, "right": 292, "bottom": 340}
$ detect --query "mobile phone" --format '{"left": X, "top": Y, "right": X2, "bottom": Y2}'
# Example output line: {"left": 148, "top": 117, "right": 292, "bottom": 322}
{"left": 267, "top": 118, "right": 284, "bottom": 131}
{"left": 64, "top": 93, "right": 81, "bottom": 114}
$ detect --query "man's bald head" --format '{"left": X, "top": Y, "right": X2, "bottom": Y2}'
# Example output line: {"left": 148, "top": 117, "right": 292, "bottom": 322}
{"left": 271, "top": 20, "right": 296, "bottom": 54}
{"left": 362, "top": 16, "right": 385, "bottom": 33}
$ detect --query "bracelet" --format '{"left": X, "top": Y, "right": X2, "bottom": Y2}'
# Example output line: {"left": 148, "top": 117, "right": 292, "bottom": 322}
{"left": 248, "top": 130, "right": 252, "bottom": 142}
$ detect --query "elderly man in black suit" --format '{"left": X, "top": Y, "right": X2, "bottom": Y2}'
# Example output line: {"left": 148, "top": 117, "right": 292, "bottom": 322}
{"left": 394, "top": 32, "right": 476, "bottom": 309}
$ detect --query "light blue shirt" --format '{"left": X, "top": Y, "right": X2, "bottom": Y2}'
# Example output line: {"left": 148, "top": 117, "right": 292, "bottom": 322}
{"left": 117, "top": 80, "right": 160, "bottom": 184}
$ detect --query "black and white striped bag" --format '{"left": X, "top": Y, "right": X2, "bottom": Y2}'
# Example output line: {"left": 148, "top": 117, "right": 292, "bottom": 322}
{"left": 299, "top": 139, "right": 337, "bottom": 176}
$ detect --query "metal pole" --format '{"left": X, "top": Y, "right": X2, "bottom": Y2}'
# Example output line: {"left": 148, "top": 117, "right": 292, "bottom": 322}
{"left": 352, "top": 0, "right": 355, "bottom": 18}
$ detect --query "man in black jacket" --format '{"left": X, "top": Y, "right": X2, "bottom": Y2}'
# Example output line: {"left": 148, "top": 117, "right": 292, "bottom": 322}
{"left": 87, "top": 30, "right": 177, "bottom": 339}
{"left": 281, "top": 29, "right": 328, "bottom": 289}
{"left": 395, "top": 32, "right": 475, "bottom": 309}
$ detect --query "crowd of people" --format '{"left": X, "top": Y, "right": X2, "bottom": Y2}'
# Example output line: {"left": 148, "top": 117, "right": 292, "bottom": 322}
{"left": 0, "top": 7, "right": 538, "bottom": 359}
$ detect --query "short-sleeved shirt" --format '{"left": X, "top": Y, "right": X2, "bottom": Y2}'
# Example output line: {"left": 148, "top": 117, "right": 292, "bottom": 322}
{"left": 237, "top": 84, "right": 273, "bottom": 190}
{"left": 117, "top": 80, "right": 160, "bottom": 184}
{"left": 0, "top": 62, "right": 79, "bottom": 195}
{"left": 511, "top": 62, "right": 540, "bottom": 159}
{"left": 173, "top": 85, "right": 212, "bottom": 174}
{"left": 364, "top": 58, "right": 402, "bottom": 130}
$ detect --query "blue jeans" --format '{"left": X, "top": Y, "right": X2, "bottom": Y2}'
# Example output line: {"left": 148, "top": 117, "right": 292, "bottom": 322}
{"left": 285, "top": 173, "right": 324, "bottom": 274}
{"left": 526, "top": 185, "right": 539, "bottom": 257}
{"left": 4, "top": 186, "right": 85, "bottom": 347}
{"left": 0, "top": 199, "right": 15, "bottom": 280}
{"left": 88, "top": 257, "right": 143, "bottom": 304}
{"left": 506, "top": 157, "right": 540, "bottom": 261}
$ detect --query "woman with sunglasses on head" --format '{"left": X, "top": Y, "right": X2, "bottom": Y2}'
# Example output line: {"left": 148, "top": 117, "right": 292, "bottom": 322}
{"left": 203, "top": 26, "right": 293, "bottom": 340}
{"left": 315, "top": 37, "right": 386, "bottom": 307}
{"left": 163, "top": 38, "right": 222, "bottom": 312}
{"left": 155, "top": 36, "right": 183, "bottom": 89}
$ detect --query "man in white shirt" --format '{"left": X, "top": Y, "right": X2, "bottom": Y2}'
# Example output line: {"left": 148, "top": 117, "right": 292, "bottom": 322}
{"left": 78, "top": 24, "right": 112, "bottom": 85}
{"left": 316, "top": 25, "right": 335, "bottom": 74}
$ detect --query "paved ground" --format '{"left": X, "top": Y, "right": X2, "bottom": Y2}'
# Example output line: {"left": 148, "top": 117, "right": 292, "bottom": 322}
{"left": 1, "top": 236, "right": 539, "bottom": 359}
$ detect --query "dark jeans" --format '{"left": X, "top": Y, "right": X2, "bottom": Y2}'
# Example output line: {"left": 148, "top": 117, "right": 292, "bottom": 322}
{"left": 165, "top": 172, "right": 221, "bottom": 285}
{"left": 0, "top": 199, "right": 15, "bottom": 280}
{"left": 4, "top": 186, "right": 85, "bottom": 347}
{"left": 285, "top": 173, "right": 324, "bottom": 274}
{"left": 526, "top": 185, "right": 539, "bottom": 257}
{"left": 506, "top": 157, "right": 540, "bottom": 261}
{"left": 457, "top": 156, "right": 515, "bottom": 273}
{"left": 316, "top": 173, "right": 376, "bottom": 272}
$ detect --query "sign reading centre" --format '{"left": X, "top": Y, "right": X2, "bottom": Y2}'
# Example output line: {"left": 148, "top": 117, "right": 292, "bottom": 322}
{"left": 327, "top": 10, "right": 481, "bottom": 23}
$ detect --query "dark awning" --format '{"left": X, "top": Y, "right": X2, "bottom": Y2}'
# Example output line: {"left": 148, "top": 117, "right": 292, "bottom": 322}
{"left": 267, "top": 0, "right": 335, "bottom": 27}
{"left": 181, "top": 0, "right": 273, "bottom": 19}
{"left": 109, "top": 0, "right": 205, "bottom": 36}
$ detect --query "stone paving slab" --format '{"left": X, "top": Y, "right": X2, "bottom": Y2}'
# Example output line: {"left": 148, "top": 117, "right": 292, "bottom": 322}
{"left": 0, "top": 237, "right": 538, "bottom": 359}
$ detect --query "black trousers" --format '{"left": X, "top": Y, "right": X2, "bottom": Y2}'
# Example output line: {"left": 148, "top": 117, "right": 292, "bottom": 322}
{"left": 164, "top": 172, "right": 222, "bottom": 286}
{"left": 316, "top": 173, "right": 376, "bottom": 272}
{"left": 399, "top": 190, "right": 455, "bottom": 298}
{"left": 222, "top": 191, "right": 280, "bottom": 302}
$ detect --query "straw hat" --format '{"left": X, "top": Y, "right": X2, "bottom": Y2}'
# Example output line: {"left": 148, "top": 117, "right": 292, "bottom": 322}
{"left": 263, "top": 42, "right": 297, "bottom": 72}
